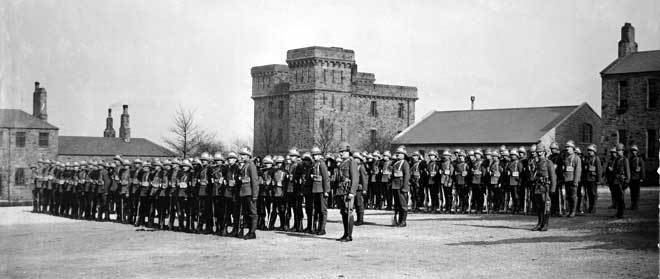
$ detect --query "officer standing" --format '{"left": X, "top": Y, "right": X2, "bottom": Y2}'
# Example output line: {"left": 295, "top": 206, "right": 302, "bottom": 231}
{"left": 284, "top": 149, "right": 301, "bottom": 232}
{"left": 612, "top": 144, "right": 630, "bottom": 218}
{"left": 210, "top": 153, "right": 227, "bottom": 235}
{"left": 336, "top": 142, "right": 359, "bottom": 242}
{"left": 354, "top": 152, "right": 368, "bottom": 226}
{"left": 562, "top": 141, "right": 582, "bottom": 217}
{"left": 581, "top": 144, "right": 603, "bottom": 214}
{"left": 628, "top": 145, "right": 645, "bottom": 210}
{"left": 236, "top": 147, "right": 259, "bottom": 240}
{"left": 380, "top": 151, "right": 393, "bottom": 210}
{"left": 409, "top": 152, "right": 423, "bottom": 213}
{"left": 531, "top": 144, "right": 557, "bottom": 231}
{"left": 309, "top": 148, "right": 330, "bottom": 234}
{"left": 197, "top": 153, "right": 213, "bottom": 233}
{"left": 391, "top": 146, "right": 410, "bottom": 227}
{"left": 225, "top": 152, "right": 240, "bottom": 236}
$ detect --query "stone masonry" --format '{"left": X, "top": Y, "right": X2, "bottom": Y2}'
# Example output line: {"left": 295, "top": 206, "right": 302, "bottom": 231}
{"left": 252, "top": 47, "right": 418, "bottom": 156}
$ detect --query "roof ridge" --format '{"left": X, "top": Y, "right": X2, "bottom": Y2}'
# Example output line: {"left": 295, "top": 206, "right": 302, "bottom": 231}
{"left": 432, "top": 104, "right": 578, "bottom": 114}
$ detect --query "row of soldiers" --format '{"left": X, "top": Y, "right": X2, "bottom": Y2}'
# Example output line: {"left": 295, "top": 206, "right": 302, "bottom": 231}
{"left": 29, "top": 145, "right": 362, "bottom": 241}
{"left": 29, "top": 139, "right": 643, "bottom": 238}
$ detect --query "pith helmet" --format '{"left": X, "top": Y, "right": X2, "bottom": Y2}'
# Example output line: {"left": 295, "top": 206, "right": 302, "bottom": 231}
{"left": 510, "top": 150, "right": 519, "bottom": 157}
{"left": 275, "top": 156, "right": 285, "bottom": 163}
{"left": 609, "top": 147, "right": 617, "bottom": 153}
{"left": 616, "top": 143, "right": 625, "bottom": 151}
{"left": 338, "top": 142, "right": 351, "bottom": 152}
{"left": 352, "top": 152, "right": 364, "bottom": 161}
{"left": 311, "top": 146, "right": 322, "bottom": 155}
{"left": 133, "top": 158, "right": 143, "bottom": 165}
{"left": 502, "top": 150, "right": 510, "bottom": 156}
{"left": 262, "top": 155, "right": 274, "bottom": 165}
{"left": 302, "top": 152, "right": 312, "bottom": 160}
{"left": 467, "top": 150, "right": 475, "bottom": 156}
{"left": 288, "top": 148, "right": 300, "bottom": 157}
{"left": 192, "top": 158, "right": 202, "bottom": 165}
{"left": 518, "top": 147, "right": 526, "bottom": 154}
{"left": 227, "top": 152, "right": 238, "bottom": 159}
{"left": 530, "top": 145, "right": 537, "bottom": 152}
{"left": 200, "top": 152, "right": 211, "bottom": 161}
{"left": 442, "top": 150, "right": 451, "bottom": 157}
{"left": 122, "top": 159, "right": 131, "bottom": 166}
{"left": 395, "top": 145, "right": 407, "bottom": 155}
{"left": 565, "top": 140, "right": 576, "bottom": 149}
{"left": 550, "top": 142, "right": 559, "bottom": 150}
{"left": 428, "top": 150, "right": 438, "bottom": 157}
{"left": 474, "top": 149, "right": 483, "bottom": 155}
{"left": 163, "top": 159, "right": 172, "bottom": 166}
{"left": 587, "top": 144, "right": 597, "bottom": 152}
{"left": 536, "top": 143, "right": 546, "bottom": 152}
{"left": 372, "top": 150, "right": 382, "bottom": 159}
{"left": 383, "top": 151, "right": 392, "bottom": 158}
{"left": 181, "top": 159, "right": 193, "bottom": 168}
{"left": 239, "top": 147, "right": 252, "bottom": 157}
{"left": 575, "top": 147, "right": 582, "bottom": 154}
{"left": 213, "top": 152, "right": 224, "bottom": 161}
{"left": 411, "top": 151, "right": 421, "bottom": 158}
{"left": 630, "top": 145, "right": 639, "bottom": 151}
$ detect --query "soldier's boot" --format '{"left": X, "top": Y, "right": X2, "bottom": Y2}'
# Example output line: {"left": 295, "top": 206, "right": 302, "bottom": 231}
{"left": 399, "top": 211, "right": 407, "bottom": 227}
{"left": 540, "top": 214, "right": 549, "bottom": 231}
{"left": 341, "top": 215, "right": 354, "bottom": 242}
{"left": 268, "top": 213, "right": 277, "bottom": 230}
{"left": 243, "top": 216, "right": 257, "bottom": 240}
{"left": 303, "top": 216, "right": 314, "bottom": 234}
{"left": 317, "top": 215, "right": 326, "bottom": 235}
{"left": 531, "top": 210, "right": 542, "bottom": 231}
{"left": 357, "top": 211, "right": 365, "bottom": 226}
{"left": 279, "top": 211, "right": 288, "bottom": 231}
{"left": 337, "top": 214, "right": 348, "bottom": 241}
{"left": 569, "top": 198, "right": 577, "bottom": 218}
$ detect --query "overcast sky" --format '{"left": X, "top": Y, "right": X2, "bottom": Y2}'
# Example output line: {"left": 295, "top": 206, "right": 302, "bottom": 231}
{"left": 1, "top": 0, "right": 658, "bottom": 146}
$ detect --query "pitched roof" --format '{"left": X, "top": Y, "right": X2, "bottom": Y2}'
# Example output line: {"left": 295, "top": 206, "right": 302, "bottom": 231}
{"left": 601, "top": 50, "right": 660, "bottom": 75}
{"left": 0, "top": 109, "right": 58, "bottom": 130}
{"left": 392, "top": 104, "right": 592, "bottom": 145}
{"left": 58, "top": 136, "right": 174, "bottom": 157}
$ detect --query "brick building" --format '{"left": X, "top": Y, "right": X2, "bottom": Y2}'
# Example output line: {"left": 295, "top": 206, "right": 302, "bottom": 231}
{"left": 392, "top": 103, "right": 601, "bottom": 154}
{"left": 0, "top": 82, "right": 59, "bottom": 201}
{"left": 251, "top": 46, "right": 418, "bottom": 156}
{"left": 600, "top": 22, "right": 660, "bottom": 184}
{"left": 0, "top": 82, "right": 173, "bottom": 202}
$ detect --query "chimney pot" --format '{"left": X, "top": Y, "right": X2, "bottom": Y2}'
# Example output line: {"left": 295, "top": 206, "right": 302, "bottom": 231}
{"left": 34, "top": 81, "right": 40, "bottom": 89}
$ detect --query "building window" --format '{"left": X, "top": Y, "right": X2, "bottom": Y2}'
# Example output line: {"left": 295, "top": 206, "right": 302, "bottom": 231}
{"left": 581, "top": 123, "right": 593, "bottom": 143}
{"left": 617, "top": 129, "right": 628, "bottom": 145}
{"left": 370, "top": 101, "right": 378, "bottom": 117}
{"left": 648, "top": 129, "right": 658, "bottom": 158}
{"left": 322, "top": 93, "right": 326, "bottom": 105}
{"left": 38, "top": 132, "right": 49, "bottom": 147}
{"left": 398, "top": 103, "right": 405, "bottom": 118}
{"left": 617, "top": 80, "right": 629, "bottom": 113}
{"left": 340, "top": 98, "right": 344, "bottom": 111}
{"left": 370, "top": 129, "right": 377, "bottom": 144}
{"left": 15, "top": 168, "right": 26, "bottom": 186}
{"left": 15, "top": 131, "right": 26, "bottom": 147}
{"left": 268, "top": 101, "right": 273, "bottom": 118}
{"left": 278, "top": 100, "right": 284, "bottom": 119}
{"left": 340, "top": 128, "right": 344, "bottom": 141}
{"left": 331, "top": 95, "right": 335, "bottom": 108}
{"left": 277, "top": 128, "right": 283, "bottom": 145}
{"left": 649, "top": 79, "right": 659, "bottom": 109}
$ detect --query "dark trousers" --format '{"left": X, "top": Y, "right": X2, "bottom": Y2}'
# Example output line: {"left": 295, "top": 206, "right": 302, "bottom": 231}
{"left": 136, "top": 195, "right": 150, "bottom": 226}
{"left": 219, "top": 196, "right": 234, "bottom": 231}
{"left": 471, "top": 184, "right": 484, "bottom": 212}
{"left": 157, "top": 196, "right": 169, "bottom": 227}
{"left": 197, "top": 196, "right": 212, "bottom": 231}
{"left": 392, "top": 189, "right": 408, "bottom": 213}
{"left": 234, "top": 196, "right": 257, "bottom": 233}
{"left": 354, "top": 191, "right": 365, "bottom": 223}
{"left": 385, "top": 183, "right": 393, "bottom": 210}
{"left": 313, "top": 193, "right": 328, "bottom": 230}
{"left": 534, "top": 191, "right": 551, "bottom": 227}
{"left": 564, "top": 182, "right": 578, "bottom": 215}
{"left": 257, "top": 196, "right": 268, "bottom": 227}
{"left": 268, "top": 196, "right": 286, "bottom": 229}
{"left": 120, "top": 194, "right": 131, "bottom": 223}
{"left": 336, "top": 194, "right": 354, "bottom": 238}
{"left": 96, "top": 194, "right": 109, "bottom": 220}
{"left": 174, "top": 196, "right": 190, "bottom": 229}
{"left": 442, "top": 186, "right": 452, "bottom": 211}
{"left": 629, "top": 180, "right": 641, "bottom": 209}
{"left": 612, "top": 183, "right": 625, "bottom": 217}
{"left": 429, "top": 183, "right": 440, "bottom": 210}
{"left": 506, "top": 186, "right": 519, "bottom": 212}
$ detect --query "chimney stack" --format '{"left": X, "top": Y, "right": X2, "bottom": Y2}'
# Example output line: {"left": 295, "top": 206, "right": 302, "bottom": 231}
{"left": 470, "top": 96, "right": 475, "bottom": 110}
{"left": 32, "top": 81, "right": 48, "bottom": 121}
{"left": 119, "top": 104, "right": 131, "bottom": 142}
{"left": 618, "top": 22, "right": 638, "bottom": 58}
{"left": 103, "top": 108, "right": 116, "bottom": 138}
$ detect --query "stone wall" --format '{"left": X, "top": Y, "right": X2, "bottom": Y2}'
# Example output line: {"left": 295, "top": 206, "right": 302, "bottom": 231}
{"left": 601, "top": 72, "right": 660, "bottom": 184}
{"left": 554, "top": 103, "right": 603, "bottom": 155}
{"left": 0, "top": 128, "right": 58, "bottom": 201}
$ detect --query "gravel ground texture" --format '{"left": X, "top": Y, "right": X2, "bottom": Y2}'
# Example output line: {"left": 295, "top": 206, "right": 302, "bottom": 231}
{"left": 0, "top": 187, "right": 657, "bottom": 279}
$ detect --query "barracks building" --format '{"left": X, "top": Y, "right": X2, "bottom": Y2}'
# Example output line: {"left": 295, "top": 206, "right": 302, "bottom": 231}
{"left": 0, "top": 82, "right": 173, "bottom": 203}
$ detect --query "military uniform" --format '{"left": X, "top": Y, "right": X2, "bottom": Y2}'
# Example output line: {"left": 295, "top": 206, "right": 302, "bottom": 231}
{"left": 354, "top": 153, "right": 368, "bottom": 226}
{"left": 391, "top": 146, "right": 410, "bottom": 226}
{"left": 628, "top": 146, "right": 645, "bottom": 210}
{"left": 562, "top": 141, "right": 582, "bottom": 217}
{"left": 470, "top": 150, "right": 487, "bottom": 213}
{"left": 453, "top": 155, "right": 469, "bottom": 213}
{"left": 409, "top": 153, "right": 423, "bottom": 213}
{"left": 506, "top": 153, "right": 523, "bottom": 213}
{"left": 268, "top": 157, "right": 287, "bottom": 231}
{"left": 531, "top": 145, "right": 557, "bottom": 231}
{"left": 581, "top": 145, "right": 603, "bottom": 214}
{"left": 335, "top": 143, "right": 359, "bottom": 242}
{"left": 439, "top": 152, "right": 455, "bottom": 213}
{"left": 612, "top": 144, "right": 630, "bottom": 218}
{"left": 234, "top": 148, "right": 259, "bottom": 239}
{"left": 380, "top": 153, "right": 393, "bottom": 210}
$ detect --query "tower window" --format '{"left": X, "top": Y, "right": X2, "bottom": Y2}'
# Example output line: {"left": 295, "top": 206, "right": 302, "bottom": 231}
{"left": 340, "top": 98, "right": 344, "bottom": 111}
{"left": 648, "top": 79, "right": 659, "bottom": 109}
{"left": 647, "top": 129, "right": 658, "bottom": 157}
{"left": 277, "top": 128, "right": 283, "bottom": 145}
{"left": 617, "top": 129, "right": 628, "bottom": 145}
{"left": 15, "top": 168, "right": 26, "bottom": 186}
{"left": 370, "top": 101, "right": 378, "bottom": 117}
{"left": 278, "top": 100, "right": 284, "bottom": 119}
{"left": 39, "top": 132, "right": 49, "bottom": 147}
{"left": 15, "top": 132, "right": 26, "bottom": 148}
{"left": 331, "top": 95, "right": 335, "bottom": 108}
{"left": 398, "top": 103, "right": 405, "bottom": 118}
{"left": 370, "top": 129, "right": 377, "bottom": 144}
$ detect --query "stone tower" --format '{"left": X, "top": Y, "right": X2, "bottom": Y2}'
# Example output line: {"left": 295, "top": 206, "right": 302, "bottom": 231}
{"left": 103, "top": 108, "right": 116, "bottom": 138}
{"left": 618, "top": 22, "right": 638, "bottom": 58}
{"left": 32, "top": 81, "right": 47, "bottom": 121}
{"left": 119, "top": 104, "right": 130, "bottom": 142}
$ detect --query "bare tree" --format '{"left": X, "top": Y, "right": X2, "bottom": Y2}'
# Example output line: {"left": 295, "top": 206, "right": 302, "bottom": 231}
{"left": 163, "top": 106, "right": 204, "bottom": 158}
{"left": 228, "top": 137, "right": 252, "bottom": 152}
{"left": 362, "top": 132, "right": 393, "bottom": 153}
{"left": 193, "top": 132, "right": 226, "bottom": 157}
{"left": 315, "top": 115, "right": 339, "bottom": 154}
